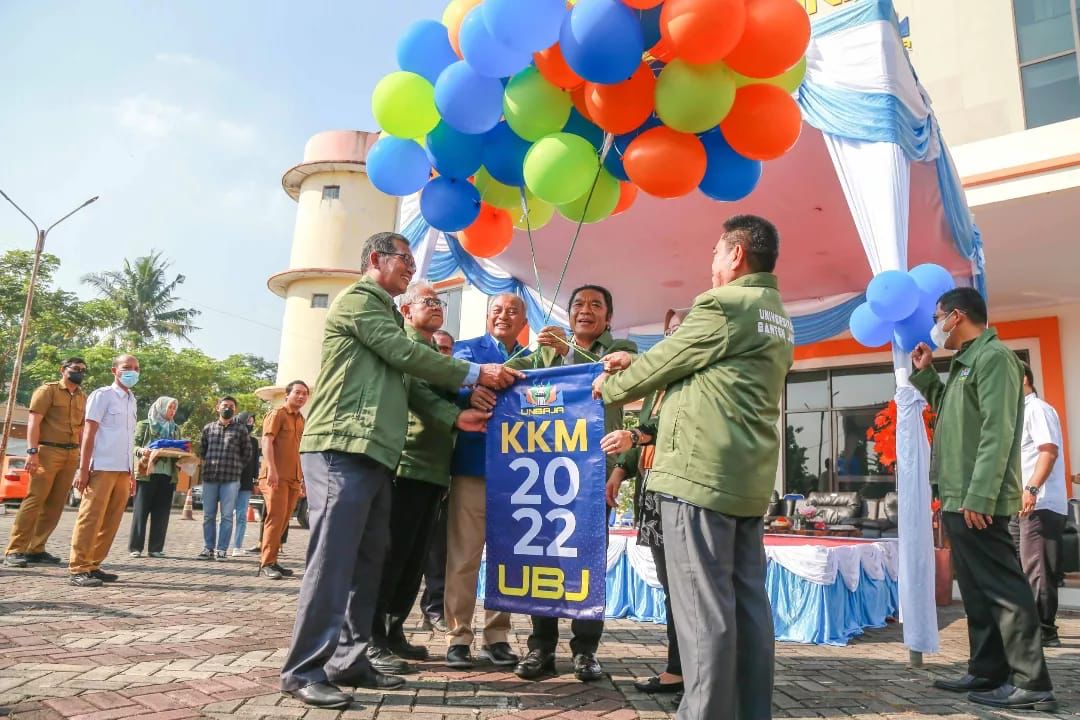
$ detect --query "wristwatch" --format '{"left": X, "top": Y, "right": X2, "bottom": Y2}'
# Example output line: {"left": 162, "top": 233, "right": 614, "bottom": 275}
{"left": 629, "top": 429, "right": 642, "bottom": 448}
{"left": 26, "top": 448, "right": 38, "bottom": 455}
{"left": 1025, "top": 485, "right": 1040, "bottom": 497}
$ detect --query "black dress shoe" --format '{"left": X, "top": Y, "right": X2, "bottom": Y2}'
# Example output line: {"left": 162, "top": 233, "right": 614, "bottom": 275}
{"left": 514, "top": 649, "right": 556, "bottom": 680}
{"left": 286, "top": 682, "right": 352, "bottom": 709}
{"left": 366, "top": 646, "right": 410, "bottom": 675}
{"left": 3, "top": 553, "right": 28, "bottom": 568}
{"left": 70, "top": 573, "right": 103, "bottom": 587}
{"left": 968, "top": 683, "right": 1058, "bottom": 711}
{"left": 573, "top": 653, "right": 603, "bottom": 682}
{"left": 1042, "top": 635, "right": 1062, "bottom": 648}
{"left": 260, "top": 565, "right": 283, "bottom": 580}
{"left": 388, "top": 638, "right": 429, "bottom": 661}
{"left": 932, "top": 673, "right": 1000, "bottom": 692}
{"left": 328, "top": 667, "right": 406, "bottom": 690}
{"left": 268, "top": 562, "right": 294, "bottom": 577}
{"left": 27, "top": 551, "right": 62, "bottom": 564}
{"left": 446, "top": 645, "right": 475, "bottom": 669}
{"left": 634, "top": 675, "right": 684, "bottom": 694}
{"left": 90, "top": 569, "right": 118, "bottom": 583}
{"left": 480, "top": 642, "right": 519, "bottom": 666}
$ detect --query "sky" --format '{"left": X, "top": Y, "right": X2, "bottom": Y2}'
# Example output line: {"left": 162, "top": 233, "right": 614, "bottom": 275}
{"left": 0, "top": 0, "right": 447, "bottom": 362}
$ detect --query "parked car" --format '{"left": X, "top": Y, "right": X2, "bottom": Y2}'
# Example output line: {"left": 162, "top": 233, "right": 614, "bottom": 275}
{"left": 0, "top": 455, "right": 30, "bottom": 504}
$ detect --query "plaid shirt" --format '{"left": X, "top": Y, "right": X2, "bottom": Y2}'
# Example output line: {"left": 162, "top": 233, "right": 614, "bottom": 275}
{"left": 199, "top": 420, "right": 251, "bottom": 484}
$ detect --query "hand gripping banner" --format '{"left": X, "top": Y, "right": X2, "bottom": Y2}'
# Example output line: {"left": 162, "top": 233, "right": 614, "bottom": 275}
{"left": 485, "top": 363, "right": 607, "bottom": 620}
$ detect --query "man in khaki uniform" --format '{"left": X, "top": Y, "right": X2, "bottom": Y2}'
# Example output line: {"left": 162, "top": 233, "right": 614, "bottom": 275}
{"left": 597, "top": 215, "right": 794, "bottom": 720}
{"left": 258, "top": 379, "right": 309, "bottom": 579}
{"left": 4, "top": 357, "right": 88, "bottom": 567}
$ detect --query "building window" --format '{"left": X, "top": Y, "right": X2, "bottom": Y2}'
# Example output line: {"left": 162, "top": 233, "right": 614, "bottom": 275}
{"left": 321, "top": 185, "right": 340, "bottom": 201}
{"left": 437, "top": 286, "right": 463, "bottom": 339}
{"left": 311, "top": 293, "right": 329, "bottom": 309}
{"left": 1014, "top": 0, "right": 1080, "bottom": 128}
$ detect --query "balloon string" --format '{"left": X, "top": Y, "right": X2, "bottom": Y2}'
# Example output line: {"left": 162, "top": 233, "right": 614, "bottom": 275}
{"left": 519, "top": 187, "right": 546, "bottom": 313}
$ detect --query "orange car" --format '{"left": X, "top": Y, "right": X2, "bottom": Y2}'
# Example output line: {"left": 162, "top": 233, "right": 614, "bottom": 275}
{"left": 0, "top": 455, "right": 30, "bottom": 504}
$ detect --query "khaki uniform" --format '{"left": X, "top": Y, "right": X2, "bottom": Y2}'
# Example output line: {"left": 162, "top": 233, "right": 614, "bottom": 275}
{"left": 259, "top": 406, "right": 305, "bottom": 567}
{"left": 6, "top": 381, "right": 86, "bottom": 556}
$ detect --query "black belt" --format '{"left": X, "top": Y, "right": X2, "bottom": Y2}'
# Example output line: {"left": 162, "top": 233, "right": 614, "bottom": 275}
{"left": 40, "top": 441, "right": 79, "bottom": 450}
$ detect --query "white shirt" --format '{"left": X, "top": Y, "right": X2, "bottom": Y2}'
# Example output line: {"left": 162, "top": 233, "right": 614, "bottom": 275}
{"left": 1020, "top": 393, "right": 1067, "bottom": 515}
{"left": 84, "top": 383, "right": 138, "bottom": 472}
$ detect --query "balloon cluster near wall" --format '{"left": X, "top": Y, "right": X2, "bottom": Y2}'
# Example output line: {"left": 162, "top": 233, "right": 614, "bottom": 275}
{"left": 368, "top": 0, "right": 811, "bottom": 259}
{"left": 849, "top": 264, "right": 957, "bottom": 352}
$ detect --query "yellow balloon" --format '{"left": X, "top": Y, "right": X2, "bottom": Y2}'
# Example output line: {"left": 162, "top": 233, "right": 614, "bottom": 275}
{"left": 512, "top": 190, "right": 555, "bottom": 230}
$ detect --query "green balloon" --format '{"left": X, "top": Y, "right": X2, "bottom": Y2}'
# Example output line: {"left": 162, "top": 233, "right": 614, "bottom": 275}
{"left": 503, "top": 67, "right": 573, "bottom": 143}
{"left": 513, "top": 189, "right": 556, "bottom": 230}
{"left": 523, "top": 133, "right": 600, "bottom": 206}
{"left": 475, "top": 168, "right": 521, "bottom": 211}
{"left": 372, "top": 71, "right": 440, "bottom": 139}
{"left": 656, "top": 60, "right": 737, "bottom": 134}
{"left": 557, "top": 169, "right": 619, "bottom": 224}
{"left": 732, "top": 56, "right": 807, "bottom": 94}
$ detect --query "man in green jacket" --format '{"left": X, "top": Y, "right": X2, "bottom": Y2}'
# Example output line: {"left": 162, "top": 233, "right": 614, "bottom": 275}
{"left": 596, "top": 215, "right": 794, "bottom": 720}
{"left": 279, "top": 232, "right": 521, "bottom": 710}
{"left": 911, "top": 287, "right": 1055, "bottom": 711}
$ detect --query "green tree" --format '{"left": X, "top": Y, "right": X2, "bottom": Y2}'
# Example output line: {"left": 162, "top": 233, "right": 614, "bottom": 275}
{"left": 82, "top": 250, "right": 200, "bottom": 346}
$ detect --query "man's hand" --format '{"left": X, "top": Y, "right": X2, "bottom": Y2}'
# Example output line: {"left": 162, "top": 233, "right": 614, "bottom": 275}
{"left": 600, "top": 430, "right": 633, "bottom": 455}
{"left": 267, "top": 468, "right": 280, "bottom": 491}
{"left": 592, "top": 372, "right": 607, "bottom": 400}
{"left": 605, "top": 474, "right": 624, "bottom": 508}
{"left": 477, "top": 363, "right": 524, "bottom": 390}
{"left": 1020, "top": 492, "right": 1037, "bottom": 517}
{"left": 25, "top": 454, "right": 40, "bottom": 474}
{"left": 912, "top": 342, "right": 934, "bottom": 371}
{"left": 961, "top": 508, "right": 992, "bottom": 530}
{"left": 469, "top": 386, "right": 498, "bottom": 412}
{"left": 129, "top": 474, "right": 136, "bottom": 498}
{"left": 537, "top": 326, "right": 569, "bottom": 356}
{"left": 456, "top": 409, "right": 492, "bottom": 433}
{"left": 602, "top": 351, "right": 633, "bottom": 373}
{"left": 74, "top": 467, "right": 90, "bottom": 492}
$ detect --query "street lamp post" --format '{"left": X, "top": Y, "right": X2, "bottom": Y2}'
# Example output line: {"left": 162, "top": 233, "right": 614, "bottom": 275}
{"left": 0, "top": 191, "right": 99, "bottom": 464}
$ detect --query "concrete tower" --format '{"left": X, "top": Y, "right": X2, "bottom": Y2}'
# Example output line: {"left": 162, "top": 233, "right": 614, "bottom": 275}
{"left": 257, "top": 130, "right": 399, "bottom": 406}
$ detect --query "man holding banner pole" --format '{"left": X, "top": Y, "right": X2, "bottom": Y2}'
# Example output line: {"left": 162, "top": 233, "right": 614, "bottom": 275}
{"left": 596, "top": 216, "right": 794, "bottom": 720}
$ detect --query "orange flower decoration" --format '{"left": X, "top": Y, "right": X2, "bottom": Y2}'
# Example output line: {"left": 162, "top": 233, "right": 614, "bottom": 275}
{"left": 866, "top": 400, "right": 936, "bottom": 472}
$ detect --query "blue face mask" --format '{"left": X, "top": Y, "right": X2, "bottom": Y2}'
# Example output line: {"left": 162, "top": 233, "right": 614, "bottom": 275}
{"left": 118, "top": 370, "right": 140, "bottom": 388}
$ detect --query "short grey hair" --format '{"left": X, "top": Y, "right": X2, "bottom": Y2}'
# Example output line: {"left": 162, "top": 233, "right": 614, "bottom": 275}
{"left": 433, "top": 329, "right": 455, "bottom": 343}
{"left": 401, "top": 280, "right": 435, "bottom": 306}
{"left": 488, "top": 292, "right": 524, "bottom": 312}
{"left": 361, "top": 232, "right": 407, "bottom": 272}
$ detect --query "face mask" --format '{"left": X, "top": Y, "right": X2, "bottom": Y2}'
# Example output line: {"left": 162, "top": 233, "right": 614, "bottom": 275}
{"left": 119, "top": 370, "right": 140, "bottom": 388}
{"left": 930, "top": 313, "right": 954, "bottom": 349}
{"left": 67, "top": 371, "right": 85, "bottom": 385}
{"left": 220, "top": 407, "right": 235, "bottom": 420}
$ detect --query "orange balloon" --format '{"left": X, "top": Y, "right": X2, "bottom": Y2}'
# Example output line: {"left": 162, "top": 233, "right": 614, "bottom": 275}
{"left": 534, "top": 44, "right": 585, "bottom": 91}
{"left": 661, "top": 0, "right": 747, "bottom": 65}
{"left": 460, "top": 204, "right": 513, "bottom": 258}
{"left": 623, "top": 0, "right": 664, "bottom": 7}
{"left": 583, "top": 63, "right": 656, "bottom": 135}
{"left": 720, "top": 84, "right": 802, "bottom": 160}
{"left": 570, "top": 85, "right": 594, "bottom": 122}
{"left": 623, "top": 127, "right": 707, "bottom": 198}
{"left": 612, "top": 182, "right": 639, "bottom": 215}
{"left": 724, "top": 0, "right": 810, "bottom": 78}
{"left": 444, "top": 0, "right": 483, "bottom": 59}
{"left": 647, "top": 35, "right": 677, "bottom": 63}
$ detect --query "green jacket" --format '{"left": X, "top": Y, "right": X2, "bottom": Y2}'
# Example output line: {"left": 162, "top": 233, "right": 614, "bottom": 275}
{"left": 910, "top": 328, "right": 1023, "bottom": 516}
{"left": 602, "top": 273, "right": 794, "bottom": 517}
{"left": 397, "top": 326, "right": 460, "bottom": 487}
{"left": 133, "top": 420, "right": 180, "bottom": 483}
{"left": 300, "top": 275, "right": 472, "bottom": 471}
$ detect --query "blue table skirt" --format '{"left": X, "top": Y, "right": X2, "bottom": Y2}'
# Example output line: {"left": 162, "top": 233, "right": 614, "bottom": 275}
{"left": 477, "top": 552, "right": 898, "bottom": 645}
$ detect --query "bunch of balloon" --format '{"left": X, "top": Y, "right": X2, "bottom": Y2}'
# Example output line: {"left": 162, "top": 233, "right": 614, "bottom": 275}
{"left": 848, "top": 264, "right": 958, "bottom": 351}
{"left": 368, "top": 0, "right": 813, "bottom": 260}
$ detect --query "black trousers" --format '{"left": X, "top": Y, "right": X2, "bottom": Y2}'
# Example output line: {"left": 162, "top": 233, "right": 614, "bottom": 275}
{"left": 943, "top": 512, "right": 1052, "bottom": 691}
{"left": 1010, "top": 510, "right": 1067, "bottom": 641}
{"left": 421, "top": 494, "right": 449, "bottom": 621}
{"left": 528, "top": 525, "right": 607, "bottom": 656}
{"left": 371, "top": 476, "right": 445, "bottom": 647}
{"left": 651, "top": 543, "right": 682, "bottom": 676}
{"left": 129, "top": 474, "right": 174, "bottom": 554}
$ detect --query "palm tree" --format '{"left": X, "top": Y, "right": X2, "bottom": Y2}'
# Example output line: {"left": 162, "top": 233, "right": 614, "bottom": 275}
{"left": 83, "top": 250, "right": 200, "bottom": 345}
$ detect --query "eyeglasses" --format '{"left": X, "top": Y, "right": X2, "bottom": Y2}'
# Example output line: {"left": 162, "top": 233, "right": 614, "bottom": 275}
{"left": 413, "top": 297, "right": 447, "bottom": 309}
{"left": 381, "top": 251, "right": 416, "bottom": 269}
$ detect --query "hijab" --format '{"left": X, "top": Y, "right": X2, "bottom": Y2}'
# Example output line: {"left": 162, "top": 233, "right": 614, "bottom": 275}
{"left": 148, "top": 396, "right": 179, "bottom": 439}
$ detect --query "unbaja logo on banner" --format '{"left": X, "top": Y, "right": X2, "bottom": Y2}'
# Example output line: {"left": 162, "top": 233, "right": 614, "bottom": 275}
{"left": 521, "top": 382, "right": 565, "bottom": 416}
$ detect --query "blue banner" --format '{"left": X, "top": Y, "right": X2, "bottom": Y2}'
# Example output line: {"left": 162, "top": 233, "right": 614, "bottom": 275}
{"left": 485, "top": 363, "right": 607, "bottom": 620}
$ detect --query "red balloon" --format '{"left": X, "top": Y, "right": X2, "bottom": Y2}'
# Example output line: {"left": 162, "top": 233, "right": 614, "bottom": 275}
{"left": 660, "top": 0, "right": 747, "bottom": 65}
{"left": 623, "top": 127, "right": 707, "bottom": 198}
{"left": 720, "top": 84, "right": 802, "bottom": 160}
{"left": 460, "top": 204, "right": 513, "bottom": 258}
{"left": 724, "top": 0, "right": 810, "bottom": 78}
{"left": 623, "top": 0, "right": 664, "bottom": 7}
{"left": 583, "top": 63, "right": 656, "bottom": 135}
{"left": 534, "top": 43, "right": 585, "bottom": 91}
{"left": 612, "top": 182, "right": 639, "bottom": 215}
{"left": 570, "top": 85, "right": 595, "bottom": 122}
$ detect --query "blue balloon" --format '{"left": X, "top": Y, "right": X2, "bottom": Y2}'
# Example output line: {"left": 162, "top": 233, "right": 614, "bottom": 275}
{"left": 559, "top": 0, "right": 644, "bottom": 84}
{"left": 893, "top": 295, "right": 936, "bottom": 352}
{"left": 563, "top": 108, "right": 605, "bottom": 150}
{"left": 426, "top": 122, "right": 485, "bottom": 179}
{"left": 908, "top": 263, "right": 955, "bottom": 306}
{"left": 396, "top": 20, "right": 458, "bottom": 84}
{"left": 367, "top": 137, "right": 431, "bottom": 196}
{"left": 638, "top": 5, "right": 663, "bottom": 51}
{"left": 420, "top": 176, "right": 481, "bottom": 232}
{"left": 482, "top": 122, "right": 531, "bottom": 187}
{"left": 459, "top": 6, "right": 531, "bottom": 79}
{"left": 699, "top": 133, "right": 762, "bottom": 202}
{"left": 483, "top": 0, "right": 566, "bottom": 54}
{"left": 435, "top": 61, "right": 505, "bottom": 135}
{"left": 867, "top": 270, "right": 919, "bottom": 322}
{"left": 849, "top": 302, "right": 894, "bottom": 348}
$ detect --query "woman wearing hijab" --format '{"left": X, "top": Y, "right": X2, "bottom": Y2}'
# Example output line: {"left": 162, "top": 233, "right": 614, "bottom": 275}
{"left": 232, "top": 411, "right": 261, "bottom": 557}
{"left": 129, "top": 397, "right": 181, "bottom": 558}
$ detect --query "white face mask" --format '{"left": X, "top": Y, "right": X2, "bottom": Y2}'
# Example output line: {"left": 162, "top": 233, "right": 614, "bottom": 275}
{"left": 930, "top": 312, "right": 954, "bottom": 349}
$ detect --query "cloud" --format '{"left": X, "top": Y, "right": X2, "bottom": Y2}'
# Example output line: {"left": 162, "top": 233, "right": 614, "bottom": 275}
{"left": 154, "top": 52, "right": 202, "bottom": 67}
{"left": 111, "top": 95, "right": 258, "bottom": 150}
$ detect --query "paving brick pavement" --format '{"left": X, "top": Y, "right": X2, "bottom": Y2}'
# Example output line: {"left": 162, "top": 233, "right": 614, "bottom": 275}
{"left": 1, "top": 508, "right": 1077, "bottom": 719}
